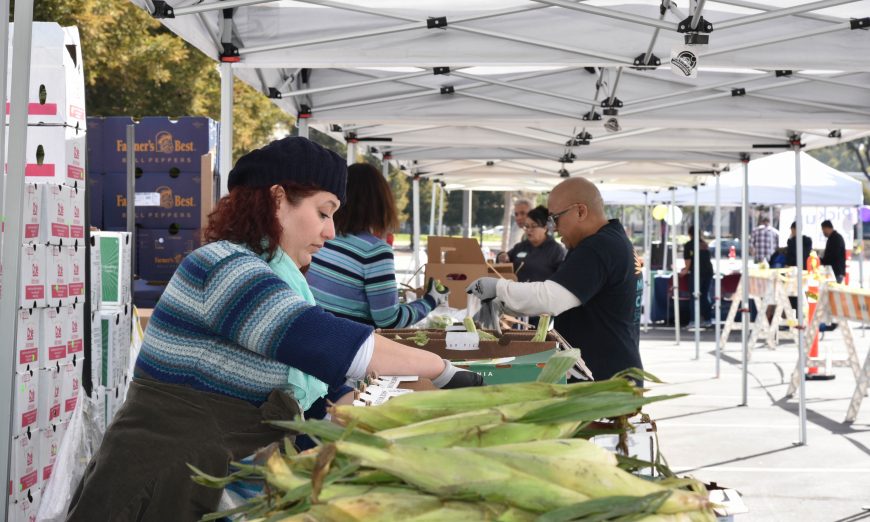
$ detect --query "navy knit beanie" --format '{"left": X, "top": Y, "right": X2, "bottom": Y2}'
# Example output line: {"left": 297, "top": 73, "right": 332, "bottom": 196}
{"left": 227, "top": 136, "right": 347, "bottom": 203}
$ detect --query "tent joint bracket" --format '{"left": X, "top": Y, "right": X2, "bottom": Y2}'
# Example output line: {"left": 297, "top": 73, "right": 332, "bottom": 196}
{"left": 220, "top": 42, "right": 240, "bottom": 62}
{"left": 731, "top": 88, "right": 746, "bottom": 97}
{"left": 440, "top": 85, "right": 455, "bottom": 95}
{"left": 427, "top": 16, "right": 448, "bottom": 29}
{"left": 582, "top": 111, "right": 601, "bottom": 121}
{"left": 632, "top": 53, "right": 661, "bottom": 69}
{"left": 433, "top": 66, "right": 450, "bottom": 75}
{"left": 850, "top": 17, "right": 869, "bottom": 30}
{"left": 150, "top": 0, "right": 175, "bottom": 18}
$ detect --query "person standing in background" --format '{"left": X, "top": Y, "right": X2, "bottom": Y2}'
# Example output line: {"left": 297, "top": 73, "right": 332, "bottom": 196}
{"left": 497, "top": 197, "right": 533, "bottom": 262}
{"left": 750, "top": 218, "right": 779, "bottom": 263}
{"left": 681, "top": 226, "right": 714, "bottom": 329}
{"left": 820, "top": 219, "right": 846, "bottom": 283}
{"left": 785, "top": 221, "right": 813, "bottom": 268}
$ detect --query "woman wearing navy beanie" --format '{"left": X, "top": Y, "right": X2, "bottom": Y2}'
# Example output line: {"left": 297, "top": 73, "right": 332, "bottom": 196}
{"left": 67, "top": 137, "right": 483, "bottom": 522}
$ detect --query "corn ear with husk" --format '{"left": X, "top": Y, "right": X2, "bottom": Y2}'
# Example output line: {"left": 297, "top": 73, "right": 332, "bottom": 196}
{"left": 330, "top": 378, "right": 638, "bottom": 431}
{"left": 531, "top": 314, "right": 551, "bottom": 342}
{"left": 475, "top": 438, "right": 617, "bottom": 466}
{"left": 334, "top": 441, "right": 590, "bottom": 512}
{"left": 387, "top": 421, "right": 585, "bottom": 448}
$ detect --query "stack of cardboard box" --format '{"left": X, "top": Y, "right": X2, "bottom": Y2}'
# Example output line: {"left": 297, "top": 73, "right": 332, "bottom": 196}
{"left": 87, "top": 116, "right": 219, "bottom": 308}
{"left": 7, "top": 23, "right": 86, "bottom": 521}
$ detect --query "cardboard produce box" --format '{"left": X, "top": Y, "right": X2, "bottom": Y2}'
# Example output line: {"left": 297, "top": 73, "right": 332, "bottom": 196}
{"left": 14, "top": 371, "right": 38, "bottom": 436}
{"left": 136, "top": 227, "right": 200, "bottom": 281}
{"left": 102, "top": 152, "right": 218, "bottom": 230}
{"left": 36, "top": 367, "right": 62, "bottom": 429}
{"left": 7, "top": 125, "right": 86, "bottom": 187}
{"left": 94, "top": 116, "right": 218, "bottom": 173}
{"left": 424, "top": 236, "right": 490, "bottom": 309}
{"left": 379, "top": 328, "right": 566, "bottom": 385}
{"left": 94, "top": 231, "right": 131, "bottom": 308}
{"left": 22, "top": 183, "right": 42, "bottom": 243}
{"left": 20, "top": 244, "right": 46, "bottom": 309}
{"left": 15, "top": 309, "right": 40, "bottom": 373}
{"left": 65, "top": 244, "right": 85, "bottom": 304}
{"left": 10, "top": 432, "right": 39, "bottom": 502}
{"left": 39, "top": 307, "right": 67, "bottom": 368}
{"left": 45, "top": 245, "right": 69, "bottom": 308}
{"left": 39, "top": 423, "right": 65, "bottom": 484}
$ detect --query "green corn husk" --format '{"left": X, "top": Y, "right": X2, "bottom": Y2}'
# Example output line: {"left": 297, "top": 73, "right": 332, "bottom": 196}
{"left": 274, "top": 489, "right": 536, "bottom": 522}
{"left": 334, "top": 441, "right": 590, "bottom": 513}
{"left": 388, "top": 421, "right": 585, "bottom": 449}
{"left": 476, "top": 439, "right": 617, "bottom": 466}
{"left": 330, "top": 378, "right": 638, "bottom": 431}
{"left": 531, "top": 314, "right": 551, "bottom": 342}
{"left": 535, "top": 348, "right": 580, "bottom": 384}
{"left": 535, "top": 491, "right": 714, "bottom": 522}
{"left": 409, "top": 331, "right": 429, "bottom": 346}
{"left": 478, "top": 330, "right": 499, "bottom": 341}
{"left": 463, "top": 316, "right": 478, "bottom": 333}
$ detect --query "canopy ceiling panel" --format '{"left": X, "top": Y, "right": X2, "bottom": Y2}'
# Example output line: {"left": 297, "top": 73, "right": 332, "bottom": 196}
{"left": 138, "top": 1, "right": 870, "bottom": 70}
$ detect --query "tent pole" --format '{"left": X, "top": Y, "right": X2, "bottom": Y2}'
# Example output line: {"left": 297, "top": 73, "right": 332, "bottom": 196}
{"left": 714, "top": 172, "right": 722, "bottom": 378}
{"left": 671, "top": 189, "right": 681, "bottom": 345}
{"left": 412, "top": 174, "right": 422, "bottom": 288}
{"left": 741, "top": 154, "right": 750, "bottom": 407}
{"left": 429, "top": 182, "right": 437, "bottom": 236}
{"left": 381, "top": 156, "right": 389, "bottom": 179}
{"left": 462, "top": 191, "right": 473, "bottom": 238}
{"left": 502, "top": 192, "right": 513, "bottom": 254}
{"left": 858, "top": 206, "right": 864, "bottom": 288}
{"left": 793, "top": 140, "right": 808, "bottom": 446}
{"left": 0, "top": 0, "right": 35, "bottom": 518}
{"left": 437, "top": 183, "right": 445, "bottom": 236}
{"left": 346, "top": 141, "right": 356, "bottom": 165}
{"left": 643, "top": 192, "right": 652, "bottom": 331}
{"left": 219, "top": 61, "right": 234, "bottom": 197}
{"left": 693, "top": 185, "right": 701, "bottom": 359}
{"left": 297, "top": 117, "right": 309, "bottom": 139}
{"left": 661, "top": 220, "right": 668, "bottom": 277}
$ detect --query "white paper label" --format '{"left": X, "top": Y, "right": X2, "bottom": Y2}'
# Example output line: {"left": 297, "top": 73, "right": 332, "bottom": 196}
{"left": 445, "top": 332, "right": 480, "bottom": 351}
{"left": 135, "top": 192, "right": 161, "bottom": 207}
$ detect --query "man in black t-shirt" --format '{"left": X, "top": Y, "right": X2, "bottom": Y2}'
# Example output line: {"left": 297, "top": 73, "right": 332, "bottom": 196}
{"left": 820, "top": 220, "right": 846, "bottom": 283}
{"left": 467, "top": 177, "right": 643, "bottom": 382}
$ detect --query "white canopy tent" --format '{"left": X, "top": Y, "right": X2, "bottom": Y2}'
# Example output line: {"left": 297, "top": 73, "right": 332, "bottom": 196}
{"left": 659, "top": 151, "right": 864, "bottom": 206}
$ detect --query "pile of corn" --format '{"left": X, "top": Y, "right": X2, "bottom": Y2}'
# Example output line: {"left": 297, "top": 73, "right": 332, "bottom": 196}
{"left": 193, "top": 351, "right": 717, "bottom": 521}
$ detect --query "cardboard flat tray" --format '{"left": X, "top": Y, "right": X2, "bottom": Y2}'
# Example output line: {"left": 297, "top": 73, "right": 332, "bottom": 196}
{"left": 378, "top": 328, "right": 559, "bottom": 359}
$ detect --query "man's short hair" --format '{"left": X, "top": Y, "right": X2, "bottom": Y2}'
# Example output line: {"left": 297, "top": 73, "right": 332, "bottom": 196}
{"left": 821, "top": 220, "right": 834, "bottom": 229}
{"left": 760, "top": 218, "right": 770, "bottom": 225}
{"left": 790, "top": 221, "right": 797, "bottom": 229}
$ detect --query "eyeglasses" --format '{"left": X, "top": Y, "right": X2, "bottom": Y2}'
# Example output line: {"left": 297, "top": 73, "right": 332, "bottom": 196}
{"left": 547, "top": 203, "right": 580, "bottom": 228}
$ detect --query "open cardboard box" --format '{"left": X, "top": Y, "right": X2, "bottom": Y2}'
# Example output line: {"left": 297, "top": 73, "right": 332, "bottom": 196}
{"left": 379, "top": 328, "right": 566, "bottom": 384}
{"left": 423, "top": 236, "right": 515, "bottom": 309}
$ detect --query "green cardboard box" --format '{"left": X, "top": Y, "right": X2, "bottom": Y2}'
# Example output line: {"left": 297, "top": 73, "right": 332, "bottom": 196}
{"left": 378, "top": 329, "right": 570, "bottom": 384}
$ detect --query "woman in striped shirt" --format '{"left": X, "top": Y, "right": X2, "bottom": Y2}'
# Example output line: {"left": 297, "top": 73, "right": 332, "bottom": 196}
{"left": 307, "top": 163, "right": 449, "bottom": 327}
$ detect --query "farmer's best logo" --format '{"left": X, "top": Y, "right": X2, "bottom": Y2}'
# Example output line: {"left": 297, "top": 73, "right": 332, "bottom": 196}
{"left": 115, "top": 131, "right": 197, "bottom": 166}
{"left": 670, "top": 49, "right": 697, "bottom": 77}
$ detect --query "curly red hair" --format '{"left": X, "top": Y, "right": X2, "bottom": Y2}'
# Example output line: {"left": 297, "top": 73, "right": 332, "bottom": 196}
{"left": 204, "top": 181, "right": 319, "bottom": 260}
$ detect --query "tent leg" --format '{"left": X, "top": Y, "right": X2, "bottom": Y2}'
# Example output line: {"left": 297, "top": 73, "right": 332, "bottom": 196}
{"left": 429, "top": 182, "right": 437, "bottom": 236}
{"left": 501, "top": 192, "right": 513, "bottom": 254}
{"left": 297, "top": 116, "right": 309, "bottom": 139}
{"left": 462, "top": 190, "right": 473, "bottom": 238}
{"left": 346, "top": 141, "right": 356, "bottom": 165}
{"left": 692, "top": 185, "right": 701, "bottom": 361}
{"left": 642, "top": 192, "right": 652, "bottom": 331}
{"left": 0, "top": 1, "right": 35, "bottom": 518}
{"left": 219, "top": 61, "right": 234, "bottom": 197}
{"left": 412, "top": 175, "right": 422, "bottom": 288}
{"left": 741, "top": 155, "right": 750, "bottom": 406}
{"left": 793, "top": 142, "right": 808, "bottom": 446}
{"left": 858, "top": 208, "right": 864, "bottom": 289}
{"left": 715, "top": 173, "right": 722, "bottom": 378}
{"left": 437, "top": 184, "right": 445, "bottom": 236}
{"left": 671, "top": 189, "right": 680, "bottom": 344}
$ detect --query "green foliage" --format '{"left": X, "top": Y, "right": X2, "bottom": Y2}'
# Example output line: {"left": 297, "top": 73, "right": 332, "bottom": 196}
{"left": 33, "top": 0, "right": 291, "bottom": 163}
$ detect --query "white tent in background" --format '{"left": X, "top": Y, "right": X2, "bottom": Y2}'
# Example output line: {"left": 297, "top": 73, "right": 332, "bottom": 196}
{"left": 660, "top": 151, "right": 864, "bottom": 207}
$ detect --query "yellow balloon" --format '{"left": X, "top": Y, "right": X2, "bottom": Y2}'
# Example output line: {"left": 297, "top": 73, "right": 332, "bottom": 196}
{"left": 652, "top": 205, "right": 668, "bottom": 221}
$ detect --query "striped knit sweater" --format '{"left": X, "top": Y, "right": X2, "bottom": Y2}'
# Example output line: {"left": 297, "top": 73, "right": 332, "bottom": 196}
{"left": 134, "top": 241, "right": 373, "bottom": 406}
{"left": 306, "top": 233, "right": 435, "bottom": 328}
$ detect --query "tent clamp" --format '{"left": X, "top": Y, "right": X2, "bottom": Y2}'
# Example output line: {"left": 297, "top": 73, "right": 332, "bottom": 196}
{"left": 559, "top": 152, "right": 577, "bottom": 164}
{"left": 433, "top": 67, "right": 450, "bottom": 75}
{"left": 220, "top": 43, "right": 240, "bottom": 63}
{"left": 678, "top": 16, "right": 713, "bottom": 33}
{"left": 565, "top": 131, "right": 593, "bottom": 147}
{"left": 775, "top": 70, "right": 793, "bottom": 77}
{"left": 268, "top": 88, "right": 282, "bottom": 99}
{"left": 828, "top": 130, "right": 842, "bottom": 138}
{"left": 601, "top": 97, "right": 622, "bottom": 116}
{"left": 632, "top": 53, "right": 661, "bottom": 69}
{"left": 559, "top": 167, "right": 570, "bottom": 178}
{"left": 329, "top": 124, "right": 343, "bottom": 132}
{"left": 440, "top": 86, "right": 455, "bottom": 95}
{"left": 427, "top": 16, "right": 448, "bottom": 29}
{"left": 850, "top": 17, "right": 869, "bottom": 30}
{"left": 731, "top": 88, "right": 746, "bottom": 97}
{"left": 297, "top": 104, "right": 312, "bottom": 119}
{"left": 486, "top": 161, "right": 495, "bottom": 166}
{"left": 382, "top": 152, "right": 393, "bottom": 160}
{"left": 150, "top": 1, "right": 175, "bottom": 18}
{"left": 582, "top": 111, "right": 601, "bottom": 121}
{"left": 345, "top": 132, "right": 359, "bottom": 144}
